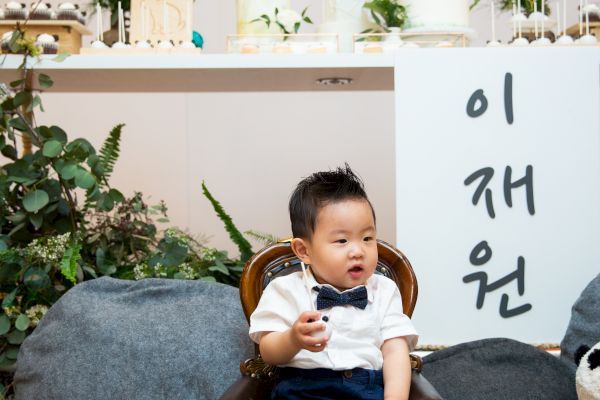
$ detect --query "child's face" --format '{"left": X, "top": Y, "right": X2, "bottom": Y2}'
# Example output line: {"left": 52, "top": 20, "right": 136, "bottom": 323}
{"left": 295, "top": 199, "right": 378, "bottom": 291}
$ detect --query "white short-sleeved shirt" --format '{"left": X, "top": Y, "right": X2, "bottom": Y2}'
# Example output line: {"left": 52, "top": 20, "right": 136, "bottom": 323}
{"left": 249, "top": 270, "right": 418, "bottom": 370}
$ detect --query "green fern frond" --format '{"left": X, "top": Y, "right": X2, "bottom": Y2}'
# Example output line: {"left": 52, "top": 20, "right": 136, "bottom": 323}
{"left": 201, "top": 181, "right": 253, "bottom": 262}
{"left": 98, "top": 123, "right": 124, "bottom": 183}
{"left": 244, "top": 230, "right": 280, "bottom": 246}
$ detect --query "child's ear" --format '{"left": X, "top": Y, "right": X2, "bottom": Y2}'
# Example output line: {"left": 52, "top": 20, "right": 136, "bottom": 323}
{"left": 291, "top": 238, "right": 311, "bottom": 265}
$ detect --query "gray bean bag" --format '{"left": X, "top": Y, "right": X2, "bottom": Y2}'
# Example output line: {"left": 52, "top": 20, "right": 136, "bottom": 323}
{"left": 560, "top": 273, "right": 600, "bottom": 366}
{"left": 14, "top": 277, "right": 253, "bottom": 400}
{"left": 422, "top": 337, "right": 577, "bottom": 400}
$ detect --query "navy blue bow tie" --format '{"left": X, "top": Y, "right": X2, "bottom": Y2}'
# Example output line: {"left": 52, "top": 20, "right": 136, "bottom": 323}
{"left": 313, "top": 285, "right": 368, "bottom": 310}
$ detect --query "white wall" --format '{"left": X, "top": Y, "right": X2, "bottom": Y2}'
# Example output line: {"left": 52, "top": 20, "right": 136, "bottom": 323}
{"left": 32, "top": 0, "right": 585, "bottom": 258}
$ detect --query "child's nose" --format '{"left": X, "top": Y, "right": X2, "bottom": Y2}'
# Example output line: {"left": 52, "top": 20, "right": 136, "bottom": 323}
{"left": 348, "top": 242, "right": 364, "bottom": 257}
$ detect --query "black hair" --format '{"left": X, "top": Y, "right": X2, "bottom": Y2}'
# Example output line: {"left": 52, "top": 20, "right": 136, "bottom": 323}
{"left": 289, "top": 164, "right": 375, "bottom": 239}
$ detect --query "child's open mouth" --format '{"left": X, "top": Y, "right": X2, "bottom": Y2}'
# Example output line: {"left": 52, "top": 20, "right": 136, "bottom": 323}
{"left": 348, "top": 266, "right": 364, "bottom": 278}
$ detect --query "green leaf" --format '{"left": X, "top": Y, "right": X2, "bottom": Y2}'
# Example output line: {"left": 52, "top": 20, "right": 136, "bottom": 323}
{"left": 9, "top": 117, "right": 28, "bottom": 132}
{"left": 15, "top": 314, "right": 30, "bottom": 331}
{"left": 98, "top": 263, "right": 116, "bottom": 276}
{"left": 9, "top": 79, "right": 24, "bottom": 88}
{"left": 24, "top": 268, "right": 51, "bottom": 290}
{"left": 23, "top": 190, "right": 50, "bottom": 213}
{"left": 38, "top": 126, "right": 53, "bottom": 138}
{"left": 74, "top": 168, "right": 96, "bottom": 189}
{"left": 66, "top": 138, "right": 94, "bottom": 160}
{"left": 96, "top": 192, "right": 114, "bottom": 211}
{"left": 42, "top": 140, "right": 63, "bottom": 158}
{"left": 156, "top": 239, "right": 188, "bottom": 267}
{"left": 29, "top": 212, "right": 43, "bottom": 230}
{"left": 200, "top": 276, "right": 217, "bottom": 283}
{"left": 5, "top": 347, "right": 20, "bottom": 360}
{"left": 1, "top": 145, "right": 17, "bottom": 160}
{"left": 0, "top": 356, "right": 15, "bottom": 369}
{"left": 51, "top": 52, "right": 70, "bottom": 62}
{"left": 0, "top": 315, "right": 11, "bottom": 336}
{"left": 208, "top": 260, "right": 230, "bottom": 276}
{"left": 49, "top": 126, "right": 67, "bottom": 143}
{"left": 60, "top": 242, "right": 81, "bottom": 284}
{"left": 6, "top": 329, "right": 26, "bottom": 345}
{"left": 27, "top": 95, "right": 43, "bottom": 113}
{"left": 6, "top": 211, "right": 26, "bottom": 224}
{"left": 59, "top": 162, "right": 78, "bottom": 180}
{"left": 173, "top": 272, "right": 187, "bottom": 280}
{"left": 2, "top": 289, "right": 17, "bottom": 309}
{"left": 98, "top": 124, "right": 124, "bottom": 182}
{"left": 95, "top": 247, "right": 105, "bottom": 268}
{"left": 13, "top": 91, "right": 32, "bottom": 108}
{"left": 0, "top": 239, "right": 7, "bottom": 251}
{"left": 7, "top": 222, "right": 26, "bottom": 237}
{"left": 38, "top": 73, "right": 54, "bottom": 89}
{"left": 108, "top": 188, "right": 124, "bottom": 203}
{"left": 294, "top": 22, "right": 301, "bottom": 33}
{"left": 202, "top": 181, "right": 253, "bottom": 262}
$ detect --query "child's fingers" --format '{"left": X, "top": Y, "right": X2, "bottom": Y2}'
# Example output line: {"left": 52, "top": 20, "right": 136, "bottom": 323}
{"left": 304, "top": 336, "right": 328, "bottom": 352}
{"left": 299, "top": 321, "right": 325, "bottom": 335}
{"left": 298, "top": 310, "right": 321, "bottom": 323}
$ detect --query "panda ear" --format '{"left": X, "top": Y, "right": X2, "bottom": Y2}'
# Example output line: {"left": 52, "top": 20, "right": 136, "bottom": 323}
{"left": 575, "top": 345, "right": 591, "bottom": 365}
{"left": 589, "top": 348, "right": 600, "bottom": 370}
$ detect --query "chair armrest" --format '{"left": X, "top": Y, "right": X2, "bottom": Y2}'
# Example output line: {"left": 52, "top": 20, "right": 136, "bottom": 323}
{"left": 219, "top": 357, "right": 276, "bottom": 400}
{"left": 220, "top": 374, "right": 274, "bottom": 400}
{"left": 409, "top": 354, "right": 443, "bottom": 400}
{"left": 410, "top": 370, "right": 443, "bottom": 400}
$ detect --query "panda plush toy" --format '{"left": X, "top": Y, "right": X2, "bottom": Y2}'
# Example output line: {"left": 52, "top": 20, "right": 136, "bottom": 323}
{"left": 575, "top": 342, "right": 600, "bottom": 400}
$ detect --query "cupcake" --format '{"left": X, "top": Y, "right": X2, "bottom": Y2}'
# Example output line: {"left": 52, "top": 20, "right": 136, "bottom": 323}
{"left": 1, "top": 31, "right": 15, "bottom": 52}
{"left": 134, "top": 40, "right": 151, "bottom": 49}
{"left": 56, "top": 2, "right": 81, "bottom": 21}
{"left": 35, "top": 33, "right": 58, "bottom": 54}
{"left": 179, "top": 40, "right": 195, "bottom": 49}
{"left": 582, "top": 4, "right": 600, "bottom": 22}
{"left": 90, "top": 40, "right": 108, "bottom": 48}
{"left": 29, "top": 2, "right": 51, "bottom": 20}
{"left": 157, "top": 39, "right": 174, "bottom": 49}
{"left": 1, "top": 30, "right": 26, "bottom": 53}
{"left": 4, "top": 2, "right": 27, "bottom": 20}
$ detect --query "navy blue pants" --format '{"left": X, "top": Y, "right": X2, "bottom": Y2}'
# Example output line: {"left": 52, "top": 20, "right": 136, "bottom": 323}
{"left": 271, "top": 367, "right": 384, "bottom": 400}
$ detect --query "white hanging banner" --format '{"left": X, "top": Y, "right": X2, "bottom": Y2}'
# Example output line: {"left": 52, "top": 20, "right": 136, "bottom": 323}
{"left": 394, "top": 48, "right": 600, "bottom": 346}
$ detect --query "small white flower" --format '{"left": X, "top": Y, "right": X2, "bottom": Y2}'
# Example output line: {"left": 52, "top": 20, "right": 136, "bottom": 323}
{"left": 26, "top": 304, "right": 49, "bottom": 327}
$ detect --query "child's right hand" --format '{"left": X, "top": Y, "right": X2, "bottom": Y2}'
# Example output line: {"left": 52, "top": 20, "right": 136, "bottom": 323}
{"left": 291, "top": 311, "right": 329, "bottom": 352}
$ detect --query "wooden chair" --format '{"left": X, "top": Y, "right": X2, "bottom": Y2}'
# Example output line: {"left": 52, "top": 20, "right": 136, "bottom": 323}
{"left": 220, "top": 239, "right": 441, "bottom": 400}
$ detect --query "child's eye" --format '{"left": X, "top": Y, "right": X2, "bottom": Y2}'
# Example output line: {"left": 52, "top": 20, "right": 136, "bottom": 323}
{"left": 335, "top": 239, "right": 347, "bottom": 244}
{"left": 364, "top": 236, "right": 374, "bottom": 242}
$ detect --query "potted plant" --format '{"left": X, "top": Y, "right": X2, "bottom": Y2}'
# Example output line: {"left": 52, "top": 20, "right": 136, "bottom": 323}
{"left": 470, "top": 0, "right": 550, "bottom": 16}
{"left": 363, "top": 0, "right": 408, "bottom": 35}
{"left": 251, "top": 6, "right": 313, "bottom": 35}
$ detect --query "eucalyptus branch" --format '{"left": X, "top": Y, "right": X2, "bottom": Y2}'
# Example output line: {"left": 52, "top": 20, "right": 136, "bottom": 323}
{"left": 11, "top": 107, "right": 40, "bottom": 147}
{"left": 58, "top": 176, "right": 79, "bottom": 234}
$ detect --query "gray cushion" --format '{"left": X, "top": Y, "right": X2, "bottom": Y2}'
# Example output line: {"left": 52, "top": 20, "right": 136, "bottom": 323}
{"left": 560, "top": 273, "right": 600, "bottom": 366}
{"left": 14, "top": 277, "right": 253, "bottom": 400}
{"left": 422, "top": 338, "right": 576, "bottom": 400}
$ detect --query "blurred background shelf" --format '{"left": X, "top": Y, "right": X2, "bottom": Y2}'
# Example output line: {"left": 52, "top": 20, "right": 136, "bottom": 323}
{"left": 0, "top": 20, "right": 92, "bottom": 54}
{"left": 0, "top": 53, "right": 395, "bottom": 92}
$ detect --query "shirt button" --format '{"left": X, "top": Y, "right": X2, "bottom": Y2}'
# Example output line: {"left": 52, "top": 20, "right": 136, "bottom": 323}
{"left": 343, "top": 370, "right": 353, "bottom": 378}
